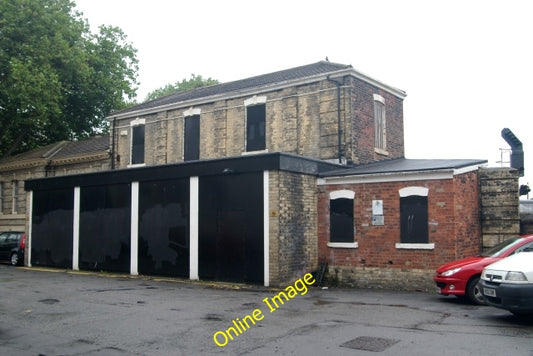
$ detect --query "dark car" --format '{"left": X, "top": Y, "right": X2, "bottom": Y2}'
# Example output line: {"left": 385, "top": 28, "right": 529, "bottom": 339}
{"left": 0, "top": 231, "right": 25, "bottom": 266}
{"left": 434, "top": 235, "right": 533, "bottom": 304}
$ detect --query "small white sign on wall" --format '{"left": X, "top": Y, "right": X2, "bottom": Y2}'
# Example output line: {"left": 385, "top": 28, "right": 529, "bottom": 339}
{"left": 372, "top": 200, "right": 384, "bottom": 226}
{"left": 372, "top": 215, "right": 385, "bottom": 225}
{"left": 372, "top": 200, "right": 383, "bottom": 215}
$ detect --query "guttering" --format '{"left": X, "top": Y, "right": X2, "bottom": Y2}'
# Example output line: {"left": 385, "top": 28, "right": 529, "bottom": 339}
{"left": 318, "top": 164, "right": 486, "bottom": 185}
{"left": 106, "top": 67, "right": 407, "bottom": 121}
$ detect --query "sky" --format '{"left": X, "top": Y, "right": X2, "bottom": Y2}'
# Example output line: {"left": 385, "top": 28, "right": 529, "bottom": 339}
{"left": 75, "top": 0, "right": 533, "bottom": 188}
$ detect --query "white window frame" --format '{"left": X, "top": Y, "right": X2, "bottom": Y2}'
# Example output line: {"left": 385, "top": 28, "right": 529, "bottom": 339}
{"left": 0, "top": 182, "right": 3, "bottom": 214}
{"left": 11, "top": 180, "right": 18, "bottom": 214}
{"left": 327, "top": 190, "right": 358, "bottom": 248}
{"left": 373, "top": 94, "right": 387, "bottom": 155}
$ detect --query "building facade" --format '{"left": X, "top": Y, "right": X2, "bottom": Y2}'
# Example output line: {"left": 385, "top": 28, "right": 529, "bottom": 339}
{"left": 108, "top": 61, "right": 406, "bottom": 168}
{"left": 18, "top": 61, "right": 513, "bottom": 290}
{"left": 317, "top": 159, "right": 487, "bottom": 289}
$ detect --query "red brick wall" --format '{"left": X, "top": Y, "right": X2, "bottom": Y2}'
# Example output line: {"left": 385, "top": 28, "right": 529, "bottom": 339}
{"left": 348, "top": 76, "right": 405, "bottom": 165}
{"left": 318, "top": 172, "right": 481, "bottom": 274}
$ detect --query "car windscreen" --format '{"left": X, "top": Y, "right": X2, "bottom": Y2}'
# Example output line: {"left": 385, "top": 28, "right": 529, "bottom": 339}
{"left": 481, "top": 237, "right": 524, "bottom": 257}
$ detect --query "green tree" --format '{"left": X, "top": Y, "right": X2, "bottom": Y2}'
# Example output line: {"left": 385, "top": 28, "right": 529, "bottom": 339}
{"left": 0, "top": 0, "right": 138, "bottom": 158}
{"left": 144, "top": 74, "right": 219, "bottom": 102}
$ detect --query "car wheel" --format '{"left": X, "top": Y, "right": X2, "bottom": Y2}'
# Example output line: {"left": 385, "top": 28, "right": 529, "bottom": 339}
{"left": 466, "top": 276, "right": 485, "bottom": 305}
{"left": 10, "top": 253, "right": 19, "bottom": 266}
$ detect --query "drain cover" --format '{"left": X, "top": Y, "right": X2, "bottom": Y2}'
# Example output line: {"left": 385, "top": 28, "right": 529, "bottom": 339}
{"left": 341, "top": 336, "right": 399, "bottom": 352}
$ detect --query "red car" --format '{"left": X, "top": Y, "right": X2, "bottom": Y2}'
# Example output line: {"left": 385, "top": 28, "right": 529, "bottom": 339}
{"left": 434, "top": 235, "right": 533, "bottom": 305}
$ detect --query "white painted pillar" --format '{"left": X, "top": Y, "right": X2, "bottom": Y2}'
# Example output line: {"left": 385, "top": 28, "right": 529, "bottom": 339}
{"left": 263, "top": 170, "right": 269, "bottom": 287}
{"left": 189, "top": 176, "right": 199, "bottom": 281}
{"left": 130, "top": 182, "right": 139, "bottom": 276}
{"left": 72, "top": 187, "right": 80, "bottom": 270}
{"left": 27, "top": 191, "right": 33, "bottom": 267}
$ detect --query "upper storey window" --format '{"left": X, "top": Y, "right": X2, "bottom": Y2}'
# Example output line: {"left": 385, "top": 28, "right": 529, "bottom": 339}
{"left": 184, "top": 108, "right": 201, "bottom": 161}
{"left": 373, "top": 94, "right": 386, "bottom": 153}
{"left": 130, "top": 118, "right": 145, "bottom": 166}
{"left": 245, "top": 96, "right": 267, "bottom": 152}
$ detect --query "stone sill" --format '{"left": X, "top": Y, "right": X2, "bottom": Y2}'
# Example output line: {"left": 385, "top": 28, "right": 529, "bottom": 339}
{"left": 395, "top": 243, "right": 435, "bottom": 250}
{"left": 327, "top": 242, "right": 359, "bottom": 249}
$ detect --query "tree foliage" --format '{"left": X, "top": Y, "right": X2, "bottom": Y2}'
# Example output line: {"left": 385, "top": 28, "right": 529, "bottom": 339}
{"left": 144, "top": 74, "right": 219, "bottom": 102}
{"left": 0, "top": 0, "right": 139, "bottom": 158}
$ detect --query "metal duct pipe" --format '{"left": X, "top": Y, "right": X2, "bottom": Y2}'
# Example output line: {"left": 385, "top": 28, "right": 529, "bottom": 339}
{"left": 501, "top": 128, "right": 524, "bottom": 176}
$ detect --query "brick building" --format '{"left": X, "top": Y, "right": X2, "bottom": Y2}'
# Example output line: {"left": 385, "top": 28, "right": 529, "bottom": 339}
{"left": 107, "top": 61, "right": 405, "bottom": 168}
{"left": 317, "top": 158, "right": 486, "bottom": 289}
{"left": 20, "top": 61, "right": 506, "bottom": 290}
{"left": 0, "top": 136, "right": 110, "bottom": 233}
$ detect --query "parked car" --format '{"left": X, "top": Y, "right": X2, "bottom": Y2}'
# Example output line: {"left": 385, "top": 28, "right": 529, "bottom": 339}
{"left": 480, "top": 251, "right": 533, "bottom": 316}
{"left": 0, "top": 231, "right": 25, "bottom": 266}
{"left": 434, "top": 235, "right": 533, "bottom": 304}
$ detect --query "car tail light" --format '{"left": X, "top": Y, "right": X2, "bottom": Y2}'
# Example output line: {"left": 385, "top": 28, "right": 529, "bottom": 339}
{"left": 20, "top": 234, "right": 26, "bottom": 249}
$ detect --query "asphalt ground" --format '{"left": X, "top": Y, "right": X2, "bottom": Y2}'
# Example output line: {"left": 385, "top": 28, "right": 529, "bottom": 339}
{"left": 0, "top": 264, "right": 532, "bottom": 356}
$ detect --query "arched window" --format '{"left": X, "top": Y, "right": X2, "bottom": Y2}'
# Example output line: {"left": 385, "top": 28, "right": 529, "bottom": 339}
{"left": 329, "top": 190, "right": 355, "bottom": 243}
{"left": 399, "top": 187, "right": 428, "bottom": 243}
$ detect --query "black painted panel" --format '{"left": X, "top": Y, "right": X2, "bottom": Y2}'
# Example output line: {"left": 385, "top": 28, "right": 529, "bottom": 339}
{"left": 246, "top": 104, "right": 266, "bottom": 151}
{"left": 79, "top": 184, "right": 131, "bottom": 272}
{"left": 25, "top": 153, "right": 339, "bottom": 192}
{"left": 400, "top": 195, "right": 429, "bottom": 243}
{"left": 184, "top": 115, "right": 200, "bottom": 161}
{"left": 199, "top": 173, "right": 263, "bottom": 283}
{"left": 138, "top": 179, "right": 189, "bottom": 277}
{"left": 330, "top": 198, "right": 354, "bottom": 243}
{"left": 31, "top": 189, "right": 74, "bottom": 267}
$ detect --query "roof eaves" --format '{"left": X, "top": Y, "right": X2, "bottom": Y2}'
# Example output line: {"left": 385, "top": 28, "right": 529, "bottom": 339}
{"left": 107, "top": 64, "right": 406, "bottom": 121}
{"left": 318, "top": 169, "right": 457, "bottom": 185}
{"left": 329, "top": 68, "right": 407, "bottom": 99}
{"left": 318, "top": 160, "right": 488, "bottom": 185}
{"left": 107, "top": 68, "right": 353, "bottom": 120}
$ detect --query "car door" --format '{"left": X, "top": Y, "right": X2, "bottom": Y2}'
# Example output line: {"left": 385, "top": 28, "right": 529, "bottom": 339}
{"left": 0, "top": 232, "right": 8, "bottom": 260}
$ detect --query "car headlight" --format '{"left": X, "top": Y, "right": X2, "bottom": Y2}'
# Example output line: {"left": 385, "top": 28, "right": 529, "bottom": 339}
{"left": 505, "top": 271, "right": 528, "bottom": 281}
{"left": 442, "top": 267, "right": 461, "bottom": 276}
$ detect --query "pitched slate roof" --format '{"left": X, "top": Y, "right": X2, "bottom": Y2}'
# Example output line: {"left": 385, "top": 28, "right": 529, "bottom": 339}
{"left": 112, "top": 61, "right": 353, "bottom": 117}
{"left": 52, "top": 135, "right": 109, "bottom": 158}
{"left": 0, "top": 136, "right": 109, "bottom": 170}
{"left": 320, "top": 158, "right": 488, "bottom": 177}
{"left": 110, "top": 61, "right": 406, "bottom": 118}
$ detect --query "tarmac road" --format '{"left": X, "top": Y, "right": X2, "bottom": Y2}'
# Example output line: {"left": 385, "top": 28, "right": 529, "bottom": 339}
{"left": 0, "top": 265, "right": 532, "bottom": 356}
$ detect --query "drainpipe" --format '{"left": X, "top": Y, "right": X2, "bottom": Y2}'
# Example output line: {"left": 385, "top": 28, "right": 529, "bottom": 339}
{"left": 111, "top": 117, "right": 116, "bottom": 170}
{"left": 327, "top": 76, "right": 344, "bottom": 164}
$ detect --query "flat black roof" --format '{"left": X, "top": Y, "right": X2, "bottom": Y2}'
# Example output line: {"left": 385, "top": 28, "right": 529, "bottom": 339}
{"left": 25, "top": 152, "right": 342, "bottom": 191}
{"left": 320, "top": 158, "right": 488, "bottom": 177}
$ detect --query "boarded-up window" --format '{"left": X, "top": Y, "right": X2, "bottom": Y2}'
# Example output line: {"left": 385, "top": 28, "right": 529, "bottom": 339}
{"left": 330, "top": 197, "right": 354, "bottom": 243}
{"left": 246, "top": 104, "right": 266, "bottom": 152}
{"left": 184, "top": 114, "right": 200, "bottom": 161}
{"left": 131, "top": 125, "right": 145, "bottom": 165}
{"left": 400, "top": 195, "right": 428, "bottom": 243}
